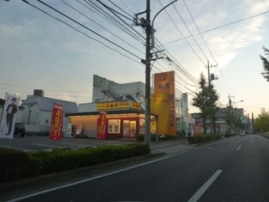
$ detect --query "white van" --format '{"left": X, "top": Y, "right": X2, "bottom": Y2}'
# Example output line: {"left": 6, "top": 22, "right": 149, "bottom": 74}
{"left": 239, "top": 130, "right": 246, "bottom": 136}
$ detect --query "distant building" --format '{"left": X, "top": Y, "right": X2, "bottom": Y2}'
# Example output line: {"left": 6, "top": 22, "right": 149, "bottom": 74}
{"left": 33, "top": 89, "right": 44, "bottom": 97}
{"left": 191, "top": 107, "right": 245, "bottom": 134}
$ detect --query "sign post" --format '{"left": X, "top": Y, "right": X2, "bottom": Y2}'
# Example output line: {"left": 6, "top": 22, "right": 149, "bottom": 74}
{"left": 97, "top": 110, "right": 106, "bottom": 139}
{"left": 0, "top": 92, "right": 20, "bottom": 139}
{"left": 49, "top": 103, "right": 63, "bottom": 141}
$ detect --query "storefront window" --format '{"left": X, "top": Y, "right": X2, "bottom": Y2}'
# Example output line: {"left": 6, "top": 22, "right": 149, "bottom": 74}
{"left": 108, "top": 119, "right": 121, "bottom": 134}
{"left": 139, "top": 119, "right": 145, "bottom": 134}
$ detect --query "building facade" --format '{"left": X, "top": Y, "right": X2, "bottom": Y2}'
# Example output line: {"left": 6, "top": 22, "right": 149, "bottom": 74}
{"left": 21, "top": 95, "right": 78, "bottom": 135}
{"left": 67, "top": 73, "right": 191, "bottom": 139}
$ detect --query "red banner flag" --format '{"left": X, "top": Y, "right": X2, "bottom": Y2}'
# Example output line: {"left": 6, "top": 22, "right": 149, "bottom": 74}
{"left": 49, "top": 103, "right": 63, "bottom": 141}
{"left": 97, "top": 110, "right": 106, "bottom": 139}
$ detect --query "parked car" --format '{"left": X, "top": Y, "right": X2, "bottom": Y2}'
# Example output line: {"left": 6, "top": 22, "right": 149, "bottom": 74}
{"left": 14, "top": 122, "right": 25, "bottom": 137}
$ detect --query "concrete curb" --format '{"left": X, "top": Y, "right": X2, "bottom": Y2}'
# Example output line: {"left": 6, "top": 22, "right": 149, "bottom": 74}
{"left": 0, "top": 152, "right": 165, "bottom": 201}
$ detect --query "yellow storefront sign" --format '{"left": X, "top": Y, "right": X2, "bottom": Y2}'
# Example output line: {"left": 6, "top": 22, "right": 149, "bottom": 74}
{"left": 153, "top": 71, "right": 176, "bottom": 135}
{"left": 97, "top": 101, "right": 128, "bottom": 110}
{"left": 130, "top": 101, "right": 141, "bottom": 110}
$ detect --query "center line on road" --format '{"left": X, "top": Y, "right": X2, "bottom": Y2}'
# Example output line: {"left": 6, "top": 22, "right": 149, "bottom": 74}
{"left": 188, "top": 170, "right": 222, "bottom": 202}
{"left": 244, "top": 137, "right": 248, "bottom": 142}
{"left": 236, "top": 145, "right": 242, "bottom": 151}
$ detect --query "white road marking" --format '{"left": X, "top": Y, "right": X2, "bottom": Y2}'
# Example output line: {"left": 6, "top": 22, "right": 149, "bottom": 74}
{"left": 244, "top": 137, "right": 248, "bottom": 142}
{"left": 32, "top": 143, "right": 64, "bottom": 148}
{"left": 6, "top": 154, "right": 176, "bottom": 202}
{"left": 188, "top": 170, "right": 222, "bottom": 202}
{"left": 0, "top": 145, "right": 34, "bottom": 152}
{"left": 236, "top": 145, "right": 242, "bottom": 151}
{"left": 196, "top": 138, "right": 225, "bottom": 149}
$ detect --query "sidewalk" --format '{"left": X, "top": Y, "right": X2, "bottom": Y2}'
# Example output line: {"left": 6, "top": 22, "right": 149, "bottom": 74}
{"left": 116, "top": 137, "right": 193, "bottom": 154}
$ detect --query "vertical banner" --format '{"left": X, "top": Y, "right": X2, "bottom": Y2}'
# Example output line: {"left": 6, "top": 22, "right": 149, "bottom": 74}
{"left": 97, "top": 110, "right": 106, "bottom": 139}
{"left": 49, "top": 103, "right": 63, "bottom": 141}
{"left": 153, "top": 71, "right": 176, "bottom": 135}
{"left": 194, "top": 123, "right": 202, "bottom": 135}
{"left": 0, "top": 93, "right": 20, "bottom": 139}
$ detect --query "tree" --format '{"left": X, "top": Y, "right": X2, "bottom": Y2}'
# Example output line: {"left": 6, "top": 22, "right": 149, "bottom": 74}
{"left": 207, "top": 83, "right": 219, "bottom": 133}
{"left": 225, "top": 106, "right": 235, "bottom": 132}
{"left": 254, "top": 108, "right": 269, "bottom": 132}
{"left": 260, "top": 47, "right": 269, "bottom": 81}
{"left": 192, "top": 73, "right": 219, "bottom": 134}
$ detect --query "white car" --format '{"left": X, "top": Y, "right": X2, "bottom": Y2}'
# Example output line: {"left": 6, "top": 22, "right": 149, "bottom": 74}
{"left": 239, "top": 131, "right": 246, "bottom": 136}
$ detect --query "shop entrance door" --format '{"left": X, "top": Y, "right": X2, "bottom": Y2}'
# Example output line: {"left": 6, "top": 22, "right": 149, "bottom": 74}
{"left": 123, "top": 120, "right": 137, "bottom": 137}
{"left": 129, "top": 121, "right": 136, "bottom": 137}
{"left": 123, "top": 120, "right": 130, "bottom": 137}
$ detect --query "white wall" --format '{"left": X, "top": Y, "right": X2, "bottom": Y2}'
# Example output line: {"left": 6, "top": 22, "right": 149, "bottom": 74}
{"left": 21, "top": 104, "right": 40, "bottom": 125}
{"left": 78, "top": 103, "right": 97, "bottom": 113}
{"left": 0, "top": 106, "right": 3, "bottom": 120}
{"left": 92, "top": 82, "right": 146, "bottom": 104}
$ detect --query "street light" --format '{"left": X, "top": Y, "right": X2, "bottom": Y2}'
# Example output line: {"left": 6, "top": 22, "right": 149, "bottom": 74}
{"left": 233, "top": 100, "right": 243, "bottom": 105}
{"left": 151, "top": 0, "right": 178, "bottom": 49}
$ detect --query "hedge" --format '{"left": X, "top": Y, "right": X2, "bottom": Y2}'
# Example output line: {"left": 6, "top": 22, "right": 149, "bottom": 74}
{"left": 0, "top": 144, "right": 149, "bottom": 183}
{"left": 136, "top": 134, "right": 181, "bottom": 141}
{"left": 187, "top": 134, "right": 222, "bottom": 144}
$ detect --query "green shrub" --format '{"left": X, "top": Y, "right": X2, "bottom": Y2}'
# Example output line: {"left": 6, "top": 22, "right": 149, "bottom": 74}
{"left": 0, "top": 148, "right": 38, "bottom": 183}
{"left": 0, "top": 144, "right": 150, "bottom": 183}
{"left": 187, "top": 134, "right": 222, "bottom": 144}
{"left": 136, "top": 134, "right": 180, "bottom": 141}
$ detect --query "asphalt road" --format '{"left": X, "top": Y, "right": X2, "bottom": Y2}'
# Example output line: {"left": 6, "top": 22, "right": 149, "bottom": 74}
{"left": 6, "top": 134, "right": 269, "bottom": 202}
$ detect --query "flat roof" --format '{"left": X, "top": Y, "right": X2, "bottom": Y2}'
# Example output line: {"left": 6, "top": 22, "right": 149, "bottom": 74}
{"left": 65, "top": 109, "right": 157, "bottom": 117}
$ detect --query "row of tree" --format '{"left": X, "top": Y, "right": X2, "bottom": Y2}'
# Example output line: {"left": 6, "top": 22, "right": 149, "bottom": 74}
{"left": 256, "top": 47, "right": 269, "bottom": 132}
{"left": 191, "top": 46, "right": 268, "bottom": 134}
{"left": 191, "top": 73, "right": 245, "bottom": 134}
{"left": 191, "top": 73, "right": 219, "bottom": 134}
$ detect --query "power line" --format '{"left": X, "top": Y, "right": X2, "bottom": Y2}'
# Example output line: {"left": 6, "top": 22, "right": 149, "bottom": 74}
{"left": 61, "top": 0, "right": 144, "bottom": 55}
{"left": 158, "top": 0, "right": 206, "bottom": 66}
{"left": 21, "top": 0, "right": 142, "bottom": 65}
{"left": 182, "top": 0, "right": 217, "bottom": 65}
{"left": 163, "top": 8, "right": 269, "bottom": 46}
{"left": 34, "top": 0, "right": 142, "bottom": 60}
{"left": 108, "top": 0, "right": 134, "bottom": 19}
{"left": 77, "top": 0, "right": 144, "bottom": 45}
{"left": 171, "top": 1, "right": 211, "bottom": 65}
{"left": 96, "top": 0, "right": 146, "bottom": 41}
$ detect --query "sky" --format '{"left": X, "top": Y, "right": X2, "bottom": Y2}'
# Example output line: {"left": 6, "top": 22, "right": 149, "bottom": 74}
{"left": 0, "top": 0, "right": 269, "bottom": 118}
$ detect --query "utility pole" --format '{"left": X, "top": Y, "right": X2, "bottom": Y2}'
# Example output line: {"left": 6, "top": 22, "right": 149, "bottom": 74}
{"left": 135, "top": 0, "right": 177, "bottom": 146}
{"left": 144, "top": 0, "right": 151, "bottom": 145}
{"left": 134, "top": 1, "right": 151, "bottom": 146}
{"left": 227, "top": 94, "right": 234, "bottom": 134}
{"left": 206, "top": 60, "right": 217, "bottom": 134}
{"left": 252, "top": 112, "right": 255, "bottom": 132}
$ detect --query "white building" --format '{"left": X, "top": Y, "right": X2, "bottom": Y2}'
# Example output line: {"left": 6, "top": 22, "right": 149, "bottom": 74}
{"left": 21, "top": 95, "right": 78, "bottom": 135}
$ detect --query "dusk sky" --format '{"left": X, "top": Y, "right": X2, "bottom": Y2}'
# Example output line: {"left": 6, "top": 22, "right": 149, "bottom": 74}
{"left": 1, "top": 0, "right": 269, "bottom": 118}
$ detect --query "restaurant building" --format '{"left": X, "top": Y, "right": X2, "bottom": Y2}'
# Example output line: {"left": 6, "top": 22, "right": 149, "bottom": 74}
{"left": 66, "top": 72, "right": 190, "bottom": 139}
